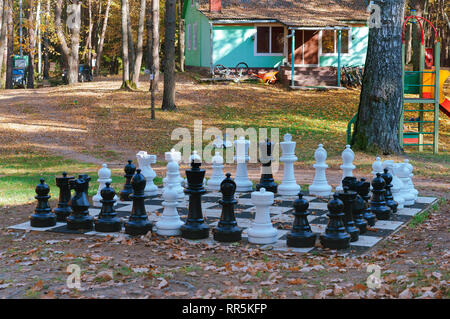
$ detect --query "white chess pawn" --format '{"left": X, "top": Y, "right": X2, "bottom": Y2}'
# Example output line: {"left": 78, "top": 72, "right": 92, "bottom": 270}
{"left": 93, "top": 164, "right": 118, "bottom": 207}
{"left": 396, "top": 163, "right": 415, "bottom": 206}
{"left": 136, "top": 151, "right": 158, "bottom": 196}
{"left": 309, "top": 144, "right": 332, "bottom": 197}
{"left": 403, "top": 159, "right": 418, "bottom": 200}
{"left": 164, "top": 150, "right": 185, "bottom": 199}
{"left": 247, "top": 188, "right": 278, "bottom": 244}
{"left": 234, "top": 137, "right": 253, "bottom": 192}
{"left": 206, "top": 151, "right": 225, "bottom": 191}
{"left": 278, "top": 133, "right": 300, "bottom": 196}
{"left": 155, "top": 185, "right": 183, "bottom": 236}
{"left": 383, "top": 160, "right": 405, "bottom": 209}
{"left": 163, "top": 148, "right": 184, "bottom": 188}
{"left": 336, "top": 145, "right": 356, "bottom": 191}
{"left": 372, "top": 157, "right": 383, "bottom": 178}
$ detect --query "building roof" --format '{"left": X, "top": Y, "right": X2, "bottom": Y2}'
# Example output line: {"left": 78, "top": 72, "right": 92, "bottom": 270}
{"left": 196, "top": 0, "right": 369, "bottom": 27}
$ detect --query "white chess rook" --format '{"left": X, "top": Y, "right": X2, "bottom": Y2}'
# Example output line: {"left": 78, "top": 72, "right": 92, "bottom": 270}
{"left": 136, "top": 151, "right": 158, "bottom": 196}
{"left": 155, "top": 186, "right": 183, "bottom": 236}
{"left": 383, "top": 160, "right": 405, "bottom": 209}
{"left": 247, "top": 188, "right": 278, "bottom": 244}
{"left": 309, "top": 144, "right": 332, "bottom": 197}
{"left": 278, "top": 133, "right": 300, "bottom": 196}
{"left": 93, "top": 164, "right": 118, "bottom": 207}
{"left": 164, "top": 150, "right": 185, "bottom": 199}
{"left": 207, "top": 151, "right": 225, "bottom": 191}
{"left": 336, "top": 145, "right": 356, "bottom": 191}
{"left": 234, "top": 137, "right": 253, "bottom": 192}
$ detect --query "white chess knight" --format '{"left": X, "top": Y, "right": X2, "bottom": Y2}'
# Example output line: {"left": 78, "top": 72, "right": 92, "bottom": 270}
{"left": 247, "top": 188, "right": 278, "bottom": 244}
{"left": 309, "top": 144, "right": 332, "bottom": 197}
{"left": 155, "top": 185, "right": 183, "bottom": 236}
{"left": 136, "top": 151, "right": 158, "bottom": 196}
{"left": 234, "top": 137, "right": 253, "bottom": 192}
{"left": 164, "top": 149, "right": 185, "bottom": 199}
{"left": 336, "top": 145, "right": 356, "bottom": 191}
{"left": 383, "top": 160, "right": 405, "bottom": 209}
{"left": 278, "top": 133, "right": 300, "bottom": 196}
{"left": 206, "top": 151, "right": 225, "bottom": 191}
{"left": 395, "top": 162, "right": 415, "bottom": 206}
{"left": 93, "top": 164, "right": 118, "bottom": 207}
{"left": 403, "top": 159, "right": 418, "bottom": 200}
{"left": 372, "top": 157, "right": 384, "bottom": 178}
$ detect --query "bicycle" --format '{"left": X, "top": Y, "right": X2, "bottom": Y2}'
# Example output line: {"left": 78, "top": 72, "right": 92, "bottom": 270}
{"left": 212, "top": 62, "right": 249, "bottom": 83}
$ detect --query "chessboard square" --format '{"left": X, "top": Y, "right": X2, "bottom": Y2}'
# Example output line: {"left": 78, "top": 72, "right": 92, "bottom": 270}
{"left": 303, "top": 196, "right": 316, "bottom": 202}
{"left": 145, "top": 205, "right": 163, "bottom": 212}
{"left": 236, "top": 218, "right": 252, "bottom": 228}
{"left": 88, "top": 208, "right": 101, "bottom": 216}
{"left": 245, "top": 206, "right": 292, "bottom": 215}
{"left": 116, "top": 204, "right": 133, "bottom": 212}
{"left": 202, "top": 202, "right": 218, "bottom": 209}
{"left": 85, "top": 230, "right": 124, "bottom": 237}
{"left": 350, "top": 235, "right": 382, "bottom": 247}
{"left": 204, "top": 192, "right": 222, "bottom": 198}
{"left": 310, "top": 224, "right": 326, "bottom": 234}
{"left": 116, "top": 200, "right": 132, "bottom": 205}
{"left": 397, "top": 207, "right": 422, "bottom": 216}
{"left": 374, "top": 220, "right": 403, "bottom": 230}
{"left": 277, "top": 229, "right": 289, "bottom": 239}
{"left": 204, "top": 209, "right": 222, "bottom": 218}
{"left": 416, "top": 197, "right": 437, "bottom": 204}
{"left": 308, "top": 202, "right": 328, "bottom": 210}
{"left": 265, "top": 240, "right": 315, "bottom": 253}
{"left": 309, "top": 216, "right": 328, "bottom": 225}
{"left": 9, "top": 221, "right": 64, "bottom": 232}
{"left": 237, "top": 198, "right": 253, "bottom": 206}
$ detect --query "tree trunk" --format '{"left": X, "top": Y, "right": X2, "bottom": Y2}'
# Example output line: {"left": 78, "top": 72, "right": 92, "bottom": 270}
{"left": 178, "top": 0, "right": 185, "bottom": 72}
{"left": 162, "top": 0, "right": 177, "bottom": 111}
{"left": 96, "top": 0, "right": 111, "bottom": 76}
{"left": 121, "top": 0, "right": 130, "bottom": 87}
{"left": 5, "top": 0, "right": 12, "bottom": 89}
{"left": 152, "top": 0, "right": 160, "bottom": 91}
{"left": 132, "top": 0, "right": 146, "bottom": 86}
{"left": 145, "top": 3, "right": 152, "bottom": 70}
{"left": 68, "top": 1, "right": 81, "bottom": 84}
{"left": 0, "top": 0, "right": 7, "bottom": 83}
{"left": 410, "top": 0, "right": 424, "bottom": 71}
{"left": 85, "top": 0, "right": 93, "bottom": 67}
{"left": 126, "top": 0, "right": 135, "bottom": 81}
{"left": 352, "top": 0, "right": 405, "bottom": 155}
{"left": 27, "top": 4, "right": 36, "bottom": 88}
{"left": 42, "top": 0, "right": 50, "bottom": 79}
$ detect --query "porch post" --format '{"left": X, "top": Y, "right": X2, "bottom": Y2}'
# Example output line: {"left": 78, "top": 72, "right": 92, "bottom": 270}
{"left": 291, "top": 29, "right": 295, "bottom": 87}
{"left": 337, "top": 29, "right": 341, "bottom": 87}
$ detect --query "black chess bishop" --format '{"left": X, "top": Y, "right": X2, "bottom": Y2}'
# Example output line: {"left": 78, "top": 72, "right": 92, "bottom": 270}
{"left": 95, "top": 182, "right": 122, "bottom": 232}
{"left": 125, "top": 169, "right": 152, "bottom": 236}
{"left": 286, "top": 192, "right": 317, "bottom": 248}
{"left": 30, "top": 178, "right": 57, "bottom": 227}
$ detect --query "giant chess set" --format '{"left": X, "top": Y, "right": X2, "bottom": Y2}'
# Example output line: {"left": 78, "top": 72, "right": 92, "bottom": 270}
{"left": 9, "top": 135, "right": 437, "bottom": 254}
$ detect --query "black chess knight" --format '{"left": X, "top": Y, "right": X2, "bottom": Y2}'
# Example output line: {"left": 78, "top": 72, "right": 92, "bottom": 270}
{"left": 30, "top": 178, "right": 57, "bottom": 227}
{"left": 95, "top": 182, "right": 122, "bottom": 232}
{"left": 120, "top": 160, "right": 136, "bottom": 201}
{"left": 67, "top": 175, "right": 94, "bottom": 230}
{"left": 286, "top": 192, "right": 317, "bottom": 248}
{"left": 180, "top": 152, "right": 210, "bottom": 239}
{"left": 256, "top": 139, "right": 278, "bottom": 193}
{"left": 53, "top": 172, "right": 74, "bottom": 222}
{"left": 213, "top": 173, "right": 242, "bottom": 242}
{"left": 125, "top": 169, "right": 152, "bottom": 236}
{"left": 320, "top": 194, "right": 351, "bottom": 250}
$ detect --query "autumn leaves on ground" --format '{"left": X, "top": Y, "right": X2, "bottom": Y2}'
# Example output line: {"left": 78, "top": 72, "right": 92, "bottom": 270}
{"left": 0, "top": 74, "right": 448, "bottom": 299}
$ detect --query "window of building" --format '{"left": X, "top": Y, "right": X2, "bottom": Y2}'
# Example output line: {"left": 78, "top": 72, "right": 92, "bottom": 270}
{"left": 193, "top": 23, "right": 197, "bottom": 51}
{"left": 321, "top": 29, "right": 350, "bottom": 54}
{"left": 256, "top": 26, "right": 284, "bottom": 55}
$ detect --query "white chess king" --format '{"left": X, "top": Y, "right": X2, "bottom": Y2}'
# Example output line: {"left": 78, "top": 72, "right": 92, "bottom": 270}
{"left": 309, "top": 144, "right": 332, "bottom": 197}
{"left": 247, "top": 188, "right": 278, "bottom": 244}
{"left": 136, "top": 151, "right": 158, "bottom": 196}
{"left": 278, "top": 133, "right": 300, "bottom": 196}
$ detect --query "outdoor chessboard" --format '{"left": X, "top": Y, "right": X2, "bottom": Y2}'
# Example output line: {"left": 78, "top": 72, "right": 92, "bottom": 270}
{"left": 8, "top": 189, "right": 438, "bottom": 255}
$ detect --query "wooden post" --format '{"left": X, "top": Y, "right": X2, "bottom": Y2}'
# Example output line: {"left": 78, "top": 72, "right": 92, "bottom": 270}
{"left": 150, "top": 65, "right": 155, "bottom": 120}
{"left": 400, "top": 43, "right": 405, "bottom": 149}
{"left": 291, "top": 29, "right": 295, "bottom": 88}
{"left": 337, "top": 29, "right": 341, "bottom": 87}
{"left": 418, "top": 43, "right": 425, "bottom": 151}
{"left": 433, "top": 41, "right": 440, "bottom": 154}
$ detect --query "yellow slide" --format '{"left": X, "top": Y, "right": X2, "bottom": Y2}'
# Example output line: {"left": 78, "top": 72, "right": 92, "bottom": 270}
{"left": 422, "top": 69, "right": 450, "bottom": 117}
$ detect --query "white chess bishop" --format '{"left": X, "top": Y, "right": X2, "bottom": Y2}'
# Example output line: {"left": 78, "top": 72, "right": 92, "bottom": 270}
{"left": 309, "top": 144, "right": 332, "bottom": 197}
{"left": 93, "top": 164, "right": 118, "bottom": 207}
{"left": 336, "top": 145, "right": 356, "bottom": 191}
{"left": 278, "top": 133, "right": 300, "bottom": 196}
{"left": 247, "top": 188, "right": 278, "bottom": 244}
{"left": 383, "top": 160, "right": 405, "bottom": 209}
{"left": 136, "top": 151, "right": 158, "bottom": 196}
{"left": 403, "top": 159, "right": 418, "bottom": 200}
{"left": 155, "top": 185, "right": 183, "bottom": 236}
{"left": 234, "top": 137, "right": 253, "bottom": 192}
{"left": 164, "top": 149, "right": 185, "bottom": 199}
{"left": 395, "top": 162, "right": 415, "bottom": 206}
{"left": 206, "top": 151, "right": 225, "bottom": 191}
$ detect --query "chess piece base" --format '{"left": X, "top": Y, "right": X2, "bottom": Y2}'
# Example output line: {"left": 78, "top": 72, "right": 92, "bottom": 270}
{"left": 363, "top": 211, "right": 377, "bottom": 226}
{"left": 386, "top": 199, "right": 398, "bottom": 214}
{"left": 155, "top": 219, "right": 184, "bottom": 236}
{"left": 119, "top": 187, "right": 133, "bottom": 202}
{"left": 30, "top": 213, "right": 57, "bottom": 228}
{"left": 372, "top": 206, "right": 391, "bottom": 220}
{"left": 320, "top": 233, "right": 351, "bottom": 250}
{"left": 124, "top": 219, "right": 152, "bottom": 236}
{"left": 354, "top": 219, "right": 368, "bottom": 234}
{"left": 278, "top": 184, "right": 301, "bottom": 196}
{"left": 94, "top": 218, "right": 122, "bottom": 232}
{"left": 213, "top": 226, "right": 242, "bottom": 243}
{"left": 247, "top": 226, "right": 278, "bottom": 244}
{"left": 67, "top": 215, "right": 94, "bottom": 230}
{"left": 346, "top": 226, "right": 360, "bottom": 242}
{"left": 287, "top": 231, "right": 317, "bottom": 248}
{"left": 53, "top": 207, "right": 72, "bottom": 222}
{"left": 180, "top": 223, "right": 210, "bottom": 240}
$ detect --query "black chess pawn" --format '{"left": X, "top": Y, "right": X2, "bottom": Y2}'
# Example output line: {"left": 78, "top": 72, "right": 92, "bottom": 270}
{"left": 213, "top": 173, "right": 242, "bottom": 242}
{"left": 95, "top": 182, "right": 122, "bottom": 232}
{"left": 30, "top": 178, "right": 57, "bottom": 227}
{"left": 180, "top": 153, "right": 210, "bottom": 239}
{"left": 357, "top": 178, "right": 377, "bottom": 226}
{"left": 320, "top": 194, "right": 351, "bottom": 250}
{"left": 67, "top": 175, "right": 94, "bottom": 230}
{"left": 342, "top": 177, "right": 368, "bottom": 234}
{"left": 125, "top": 169, "right": 152, "bottom": 236}
{"left": 337, "top": 186, "right": 360, "bottom": 242}
{"left": 255, "top": 139, "right": 278, "bottom": 193}
{"left": 53, "top": 172, "right": 74, "bottom": 222}
{"left": 381, "top": 168, "right": 398, "bottom": 214}
{"left": 287, "top": 192, "right": 317, "bottom": 248}
{"left": 370, "top": 173, "right": 391, "bottom": 220}
{"left": 119, "top": 160, "right": 136, "bottom": 201}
